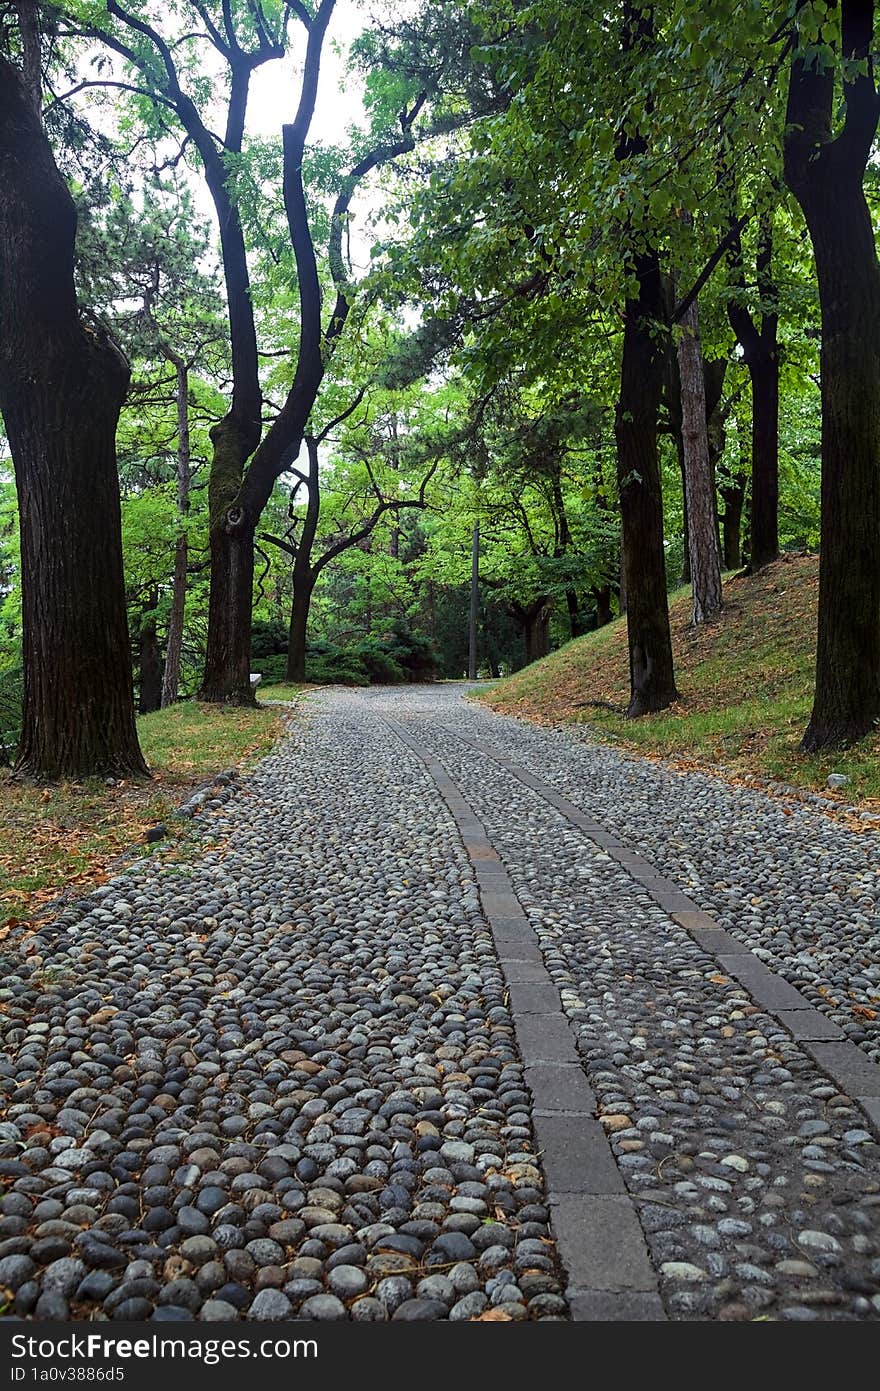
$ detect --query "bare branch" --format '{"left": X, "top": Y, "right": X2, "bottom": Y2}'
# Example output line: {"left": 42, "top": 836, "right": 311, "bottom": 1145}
{"left": 43, "top": 78, "right": 179, "bottom": 116}
{"left": 190, "top": 2, "right": 230, "bottom": 57}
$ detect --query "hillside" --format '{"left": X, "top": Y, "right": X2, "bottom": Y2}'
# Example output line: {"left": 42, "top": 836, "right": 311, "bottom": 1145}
{"left": 480, "top": 555, "right": 880, "bottom": 811}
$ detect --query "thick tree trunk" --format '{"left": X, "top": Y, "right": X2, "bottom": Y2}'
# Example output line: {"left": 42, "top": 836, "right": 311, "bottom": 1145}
{"left": 799, "top": 186, "right": 880, "bottom": 748}
{"left": 199, "top": 417, "right": 258, "bottom": 704}
{"left": 749, "top": 354, "right": 780, "bottom": 571}
{"left": 0, "top": 57, "right": 146, "bottom": 780}
{"left": 200, "top": 520, "right": 256, "bottom": 703}
{"left": 677, "top": 295, "right": 723, "bottom": 624}
{"left": 162, "top": 359, "right": 190, "bottom": 707}
{"left": 785, "top": 7, "right": 880, "bottom": 750}
{"left": 615, "top": 249, "right": 678, "bottom": 715}
{"left": 286, "top": 569, "right": 315, "bottom": 683}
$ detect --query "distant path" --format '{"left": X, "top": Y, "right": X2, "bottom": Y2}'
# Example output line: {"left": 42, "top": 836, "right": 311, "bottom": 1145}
{"left": 1, "top": 686, "right": 879, "bottom": 1323}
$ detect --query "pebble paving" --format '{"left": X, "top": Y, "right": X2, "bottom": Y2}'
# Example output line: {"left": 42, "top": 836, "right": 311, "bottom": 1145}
{"left": 1, "top": 685, "right": 879, "bottom": 1323}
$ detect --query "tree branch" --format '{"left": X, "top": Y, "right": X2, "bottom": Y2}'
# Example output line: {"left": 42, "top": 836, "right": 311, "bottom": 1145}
{"left": 314, "top": 384, "right": 368, "bottom": 443}
{"left": 258, "top": 531, "right": 298, "bottom": 558}
{"left": 673, "top": 213, "right": 750, "bottom": 324}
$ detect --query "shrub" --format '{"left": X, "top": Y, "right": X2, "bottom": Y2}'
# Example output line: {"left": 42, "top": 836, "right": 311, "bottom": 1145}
{"left": 384, "top": 625, "right": 439, "bottom": 682}
{"left": 351, "top": 637, "right": 406, "bottom": 684}
{"left": 250, "top": 618, "right": 288, "bottom": 659}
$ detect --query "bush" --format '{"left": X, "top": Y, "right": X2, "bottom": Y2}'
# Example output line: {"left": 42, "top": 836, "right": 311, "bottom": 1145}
{"left": 351, "top": 637, "right": 406, "bottom": 684}
{"left": 250, "top": 618, "right": 288, "bottom": 659}
{"left": 385, "top": 625, "right": 439, "bottom": 682}
{"left": 307, "top": 657, "right": 370, "bottom": 686}
{"left": 252, "top": 628, "right": 439, "bottom": 688}
{"left": 253, "top": 653, "right": 288, "bottom": 684}
{"left": 305, "top": 639, "right": 369, "bottom": 686}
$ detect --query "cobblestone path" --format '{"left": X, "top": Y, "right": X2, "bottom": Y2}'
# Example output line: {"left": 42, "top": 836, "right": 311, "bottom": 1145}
{"left": 2, "top": 687, "right": 879, "bottom": 1322}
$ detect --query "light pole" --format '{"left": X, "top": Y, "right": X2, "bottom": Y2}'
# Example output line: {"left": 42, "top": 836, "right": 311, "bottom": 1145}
{"left": 468, "top": 519, "right": 479, "bottom": 679}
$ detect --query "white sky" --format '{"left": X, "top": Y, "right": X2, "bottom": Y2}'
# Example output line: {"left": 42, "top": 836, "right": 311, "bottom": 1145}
{"left": 248, "top": 0, "right": 367, "bottom": 145}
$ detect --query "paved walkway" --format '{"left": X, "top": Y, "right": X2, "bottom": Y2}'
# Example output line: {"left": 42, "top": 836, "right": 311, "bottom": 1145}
{"left": 1, "top": 687, "right": 879, "bottom": 1322}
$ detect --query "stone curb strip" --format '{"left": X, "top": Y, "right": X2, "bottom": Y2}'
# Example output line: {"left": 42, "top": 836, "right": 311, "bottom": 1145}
{"left": 444, "top": 726, "right": 880, "bottom": 1141}
{"left": 384, "top": 718, "right": 666, "bottom": 1324}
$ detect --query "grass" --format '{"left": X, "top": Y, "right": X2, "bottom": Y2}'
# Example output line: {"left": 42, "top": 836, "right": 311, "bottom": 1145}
{"left": 480, "top": 554, "right": 880, "bottom": 817}
{"left": 0, "top": 700, "right": 286, "bottom": 931}
{"left": 259, "top": 682, "right": 308, "bottom": 702}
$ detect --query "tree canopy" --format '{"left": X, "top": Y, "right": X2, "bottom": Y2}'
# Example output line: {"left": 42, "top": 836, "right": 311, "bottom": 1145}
{"left": 0, "top": 0, "right": 877, "bottom": 774}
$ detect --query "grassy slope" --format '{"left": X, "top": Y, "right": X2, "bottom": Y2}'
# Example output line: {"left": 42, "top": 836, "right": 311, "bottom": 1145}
{"left": 0, "top": 701, "right": 287, "bottom": 930}
{"left": 481, "top": 555, "right": 880, "bottom": 813}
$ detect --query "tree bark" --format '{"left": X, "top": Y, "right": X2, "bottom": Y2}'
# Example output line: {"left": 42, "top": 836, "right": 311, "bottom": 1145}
{"left": 785, "top": 0, "right": 880, "bottom": 750}
{"left": 721, "top": 474, "right": 747, "bottom": 571}
{"left": 566, "top": 589, "right": 587, "bottom": 637}
{"left": 138, "top": 596, "right": 163, "bottom": 715}
{"left": 524, "top": 602, "right": 550, "bottom": 664}
{"left": 749, "top": 350, "right": 780, "bottom": 570}
{"left": 615, "top": 247, "right": 678, "bottom": 714}
{"left": 509, "top": 597, "right": 551, "bottom": 666}
{"left": 591, "top": 584, "right": 613, "bottom": 628}
{"left": 162, "top": 358, "right": 190, "bottom": 707}
{"left": 614, "top": 4, "right": 677, "bottom": 715}
{"left": 286, "top": 570, "right": 314, "bottom": 683}
{"left": 677, "top": 293, "right": 723, "bottom": 624}
{"left": 727, "top": 215, "right": 779, "bottom": 572}
{"left": 0, "top": 56, "right": 147, "bottom": 780}
{"left": 199, "top": 418, "right": 259, "bottom": 704}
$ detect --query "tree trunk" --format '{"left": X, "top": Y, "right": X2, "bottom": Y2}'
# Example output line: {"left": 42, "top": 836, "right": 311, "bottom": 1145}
{"left": 677, "top": 431, "right": 691, "bottom": 585}
{"left": 721, "top": 475, "right": 746, "bottom": 571}
{"left": 785, "top": 4, "right": 880, "bottom": 750}
{"left": 592, "top": 584, "right": 613, "bottom": 628}
{"left": 138, "top": 602, "right": 163, "bottom": 715}
{"left": 0, "top": 56, "right": 147, "bottom": 780}
{"left": 615, "top": 249, "right": 678, "bottom": 714}
{"left": 162, "top": 359, "right": 190, "bottom": 707}
{"left": 162, "top": 538, "right": 188, "bottom": 707}
{"left": 524, "top": 603, "right": 551, "bottom": 664}
{"left": 664, "top": 290, "right": 691, "bottom": 586}
{"left": 677, "top": 294, "right": 723, "bottom": 624}
{"left": 510, "top": 597, "right": 551, "bottom": 666}
{"left": 727, "top": 212, "right": 780, "bottom": 574}
{"left": 566, "top": 589, "right": 587, "bottom": 638}
{"left": 749, "top": 352, "right": 780, "bottom": 571}
{"left": 286, "top": 568, "right": 314, "bottom": 683}
{"left": 199, "top": 418, "right": 258, "bottom": 704}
